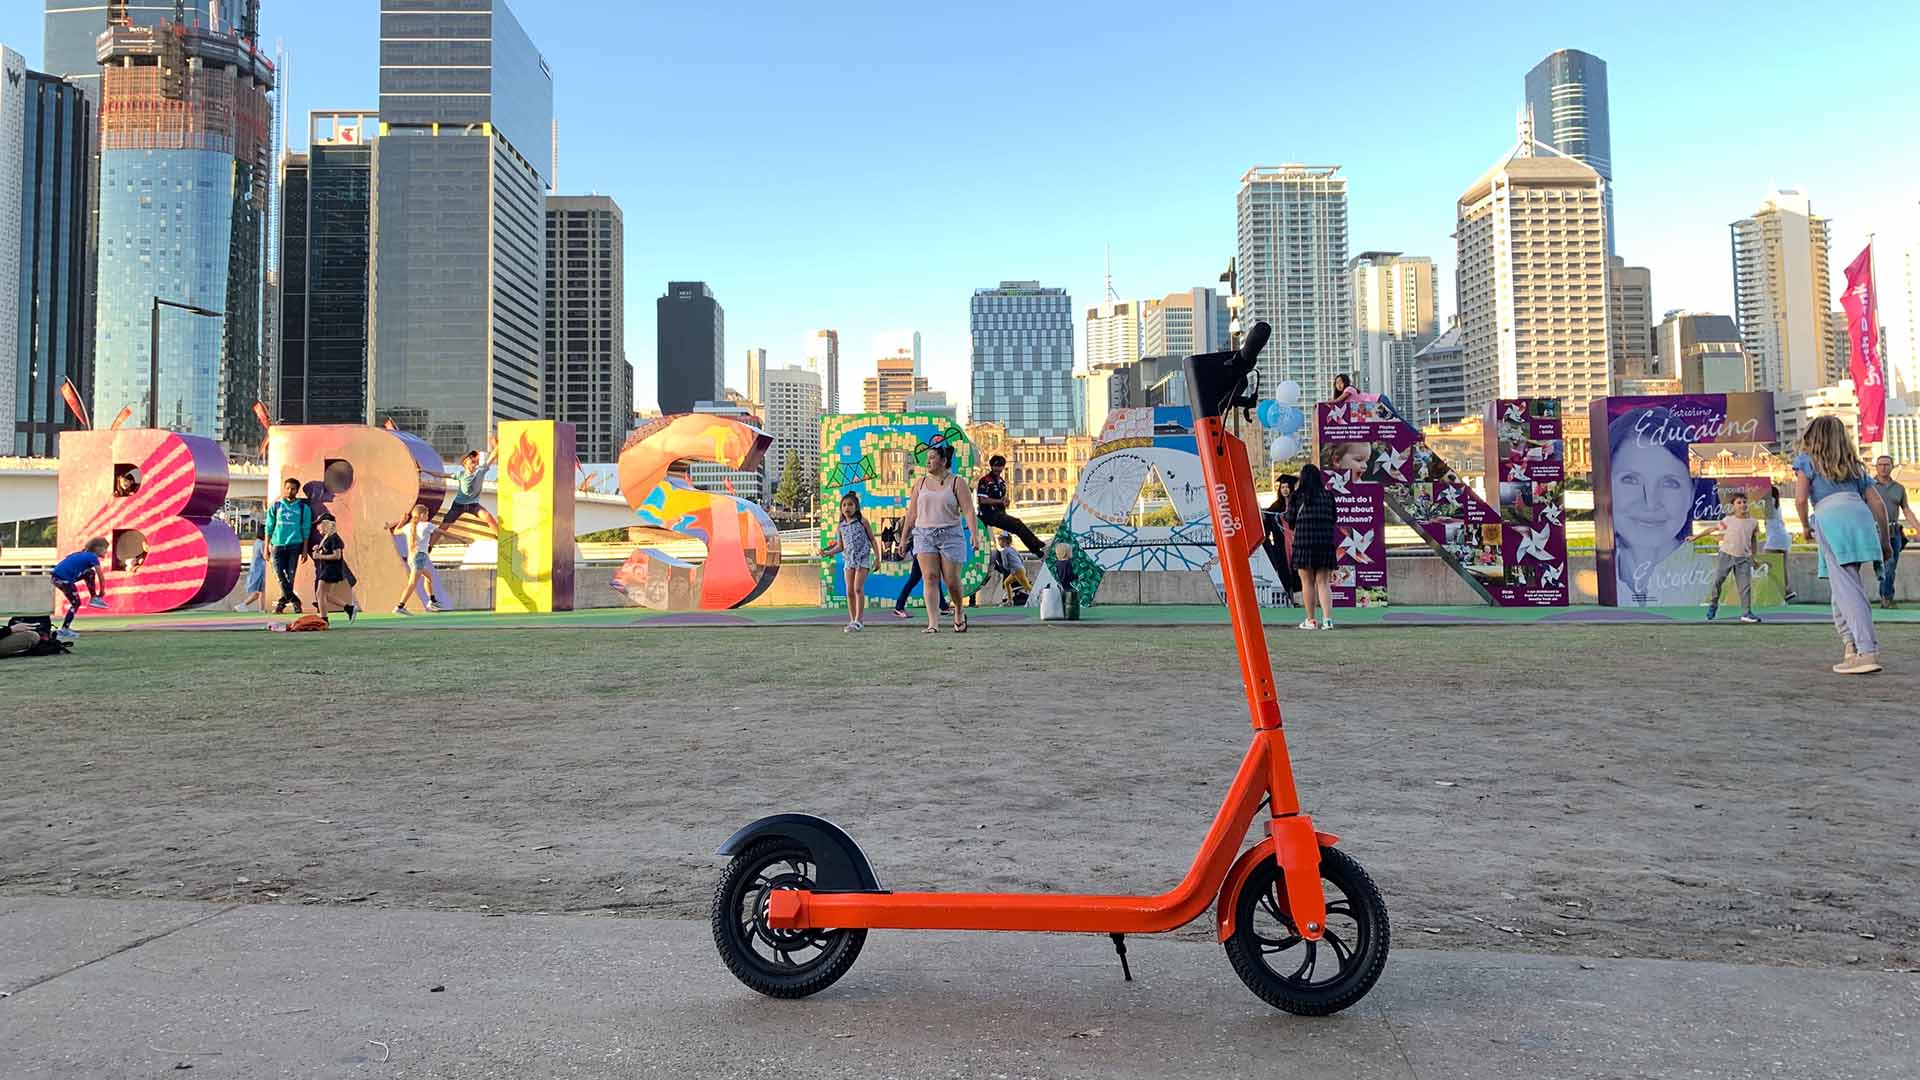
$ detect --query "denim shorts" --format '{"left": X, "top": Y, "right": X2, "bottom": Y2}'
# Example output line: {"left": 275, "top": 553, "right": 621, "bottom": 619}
{"left": 913, "top": 525, "right": 968, "bottom": 562}
{"left": 411, "top": 551, "right": 431, "bottom": 572}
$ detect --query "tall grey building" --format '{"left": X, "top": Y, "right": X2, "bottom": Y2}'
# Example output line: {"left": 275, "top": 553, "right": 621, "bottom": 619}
{"left": 545, "top": 195, "right": 630, "bottom": 462}
{"left": 805, "top": 329, "right": 839, "bottom": 412}
{"left": 278, "top": 111, "right": 374, "bottom": 425}
{"left": 1142, "top": 288, "right": 1230, "bottom": 361}
{"left": 1730, "top": 189, "right": 1833, "bottom": 397}
{"left": 1411, "top": 324, "right": 1467, "bottom": 425}
{"left": 368, "top": 0, "right": 552, "bottom": 458}
{"left": 657, "top": 282, "right": 723, "bottom": 413}
{"left": 2, "top": 48, "right": 93, "bottom": 455}
{"left": 1607, "top": 256, "right": 1653, "bottom": 377}
{"left": 970, "top": 281, "right": 1073, "bottom": 437}
{"left": 1654, "top": 311, "right": 1749, "bottom": 394}
{"left": 1525, "top": 48, "right": 1614, "bottom": 254}
{"left": 1236, "top": 166, "right": 1351, "bottom": 400}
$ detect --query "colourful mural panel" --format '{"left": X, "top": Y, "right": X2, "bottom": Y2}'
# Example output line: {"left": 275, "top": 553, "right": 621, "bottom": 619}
{"left": 495, "top": 421, "right": 577, "bottom": 613}
{"left": 816, "top": 413, "right": 987, "bottom": 606}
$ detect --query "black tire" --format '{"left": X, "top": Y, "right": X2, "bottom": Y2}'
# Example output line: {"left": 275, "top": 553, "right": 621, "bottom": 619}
{"left": 711, "top": 837, "right": 866, "bottom": 998}
{"left": 1222, "top": 845, "right": 1389, "bottom": 1016}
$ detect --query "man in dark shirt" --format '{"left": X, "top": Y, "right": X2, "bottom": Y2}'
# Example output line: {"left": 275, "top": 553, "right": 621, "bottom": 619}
{"left": 975, "top": 455, "right": 1046, "bottom": 557}
{"left": 1872, "top": 455, "right": 1920, "bottom": 608}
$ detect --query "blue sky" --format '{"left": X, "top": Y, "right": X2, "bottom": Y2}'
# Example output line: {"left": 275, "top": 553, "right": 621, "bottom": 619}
{"left": 30, "top": 0, "right": 1920, "bottom": 415}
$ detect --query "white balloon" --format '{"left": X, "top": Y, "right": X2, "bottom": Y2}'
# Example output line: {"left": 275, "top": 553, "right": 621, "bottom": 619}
{"left": 1274, "top": 380, "right": 1302, "bottom": 406}
{"left": 1269, "top": 434, "right": 1302, "bottom": 462}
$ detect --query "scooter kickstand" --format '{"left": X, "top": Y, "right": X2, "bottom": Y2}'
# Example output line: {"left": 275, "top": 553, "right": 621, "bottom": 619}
{"left": 1109, "top": 933, "right": 1133, "bottom": 982}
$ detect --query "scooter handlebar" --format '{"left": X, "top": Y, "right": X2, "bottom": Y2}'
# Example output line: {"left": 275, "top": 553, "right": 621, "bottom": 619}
{"left": 1236, "top": 321, "right": 1271, "bottom": 371}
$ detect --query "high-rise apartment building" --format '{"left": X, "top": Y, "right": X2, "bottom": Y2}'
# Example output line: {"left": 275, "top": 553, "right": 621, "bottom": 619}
{"left": 1654, "top": 312, "right": 1749, "bottom": 394}
{"left": 804, "top": 329, "right": 840, "bottom": 412}
{"left": 277, "top": 110, "right": 373, "bottom": 426}
{"left": 1347, "top": 252, "right": 1437, "bottom": 407}
{"left": 1142, "top": 288, "right": 1230, "bottom": 360}
{"left": 369, "top": 0, "right": 551, "bottom": 457}
{"left": 657, "top": 281, "right": 723, "bottom": 413}
{"left": 762, "top": 365, "right": 822, "bottom": 491}
{"left": 1086, "top": 298, "right": 1144, "bottom": 369}
{"left": 92, "top": 10, "right": 274, "bottom": 448}
{"left": 1411, "top": 325, "right": 1467, "bottom": 424}
{"left": 1237, "top": 166, "right": 1351, "bottom": 400}
{"left": 2, "top": 49, "right": 93, "bottom": 456}
{"left": 1607, "top": 257, "right": 1653, "bottom": 377}
{"left": 863, "top": 351, "right": 927, "bottom": 413}
{"left": 1730, "top": 189, "right": 1834, "bottom": 398}
{"left": 971, "top": 281, "right": 1073, "bottom": 437}
{"left": 1825, "top": 308, "right": 1850, "bottom": 388}
{"left": 1525, "top": 48, "right": 1615, "bottom": 254}
{"left": 544, "top": 195, "right": 630, "bottom": 462}
{"left": 1456, "top": 135, "right": 1612, "bottom": 415}
{"left": 744, "top": 348, "right": 768, "bottom": 408}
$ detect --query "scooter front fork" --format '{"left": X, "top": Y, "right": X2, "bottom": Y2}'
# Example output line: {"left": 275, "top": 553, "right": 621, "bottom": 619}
{"left": 1269, "top": 815, "right": 1327, "bottom": 941}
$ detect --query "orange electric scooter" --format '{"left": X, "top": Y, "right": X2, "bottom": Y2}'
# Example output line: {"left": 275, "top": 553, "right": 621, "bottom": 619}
{"left": 710, "top": 322, "right": 1389, "bottom": 1015}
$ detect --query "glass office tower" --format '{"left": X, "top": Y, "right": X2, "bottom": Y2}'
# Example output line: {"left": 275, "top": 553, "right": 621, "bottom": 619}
{"left": 42, "top": 0, "right": 214, "bottom": 98}
{"left": 91, "top": 13, "right": 274, "bottom": 448}
{"left": 970, "top": 281, "right": 1074, "bottom": 437}
{"left": 1525, "top": 49, "right": 1614, "bottom": 254}
{"left": 369, "top": 0, "right": 552, "bottom": 458}
{"left": 278, "top": 111, "right": 374, "bottom": 425}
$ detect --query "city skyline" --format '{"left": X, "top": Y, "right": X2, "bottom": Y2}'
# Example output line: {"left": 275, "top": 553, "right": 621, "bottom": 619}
{"left": 19, "top": 1, "right": 1920, "bottom": 422}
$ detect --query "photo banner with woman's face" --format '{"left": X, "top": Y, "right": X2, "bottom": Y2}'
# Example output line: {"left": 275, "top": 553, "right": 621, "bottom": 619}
{"left": 1589, "top": 393, "right": 1778, "bottom": 607}
{"left": 1315, "top": 395, "right": 1568, "bottom": 607}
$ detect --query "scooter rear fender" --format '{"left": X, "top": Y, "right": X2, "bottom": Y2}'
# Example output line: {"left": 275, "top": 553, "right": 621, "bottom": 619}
{"left": 716, "top": 813, "right": 884, "bottom": 892}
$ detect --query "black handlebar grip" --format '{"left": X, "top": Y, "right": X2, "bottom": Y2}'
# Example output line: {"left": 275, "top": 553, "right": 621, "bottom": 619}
{"left": 1238, "top": 321, "right": 1271, "bottom": 367}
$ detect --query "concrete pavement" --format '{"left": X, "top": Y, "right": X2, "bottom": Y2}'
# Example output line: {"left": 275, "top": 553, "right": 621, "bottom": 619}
{"left": 1, "top": 897, "right": 1914, "bottom": 1079}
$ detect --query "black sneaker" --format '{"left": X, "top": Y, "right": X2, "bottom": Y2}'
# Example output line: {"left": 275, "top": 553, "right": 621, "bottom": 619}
{"left": 273, "top": 600, "right": 287, "bottom": 614}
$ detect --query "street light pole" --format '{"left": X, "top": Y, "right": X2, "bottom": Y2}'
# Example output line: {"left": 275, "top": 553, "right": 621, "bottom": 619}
{"left": 149, "top": 296, "right": 226, "bottom": 429}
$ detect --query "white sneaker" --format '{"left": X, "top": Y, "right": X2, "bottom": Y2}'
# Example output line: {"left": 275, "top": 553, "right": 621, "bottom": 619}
{"left": 851, "top": 621, "right": 864, "bottom": 631}
{"left": 427, "top": 601, "right": 445, "bottom": 612}
{"left": 233, "top": 602, "right": 251, "bottom": 612}
{"left": 1319, "top": 619, "right": 1334, "bottom": 630}
{"left": 1297, "top": 618, "right": 1317, "bottom": 630}
{"left": 55, "top": 628, "right": 78, "bottom": 642}
{"left": 393, "top": 606, "right": 412, "bottom": 617}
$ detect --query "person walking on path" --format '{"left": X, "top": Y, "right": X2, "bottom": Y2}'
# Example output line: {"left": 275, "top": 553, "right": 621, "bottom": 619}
{"left": 974, "top": 455, "right": 1046, "bottom": 557}
{"left": 426, "top": 433, "right": 499, "bottom": 548}
{"left": 309, "top": 515, "right": 358, "bottom": 623}
{"left": 387, "top": 504, "right": 444, "bottom": 615}
{"left": 822, "top": 492, "right": 878, "bottom": 632}
{"left": 1703, "top": 492, "right": 1762, "bottom": 623}
{"left": 1763, "top": 485, "right": 1798, "bottom": 603}
{"left": 265, "top": 478, "right": 313, "bottom": 614}
{"left": 1793, "top": 415, "right": 1894, "bottom": 674}
{"left": 1289, "top": 464, "right": 1338, "bottom": 630}
{"left": 899, "top": 443, "right": 985, "bottom": 633}
{"left": 48, "top": 537, "right": 110, "bottom": 641}
{"left": 1870, "top": 455, "right": 1919, "bottom": 609}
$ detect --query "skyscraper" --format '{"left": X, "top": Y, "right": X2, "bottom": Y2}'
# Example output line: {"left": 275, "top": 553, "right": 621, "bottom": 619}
{"left": 1525, "top": 48, "right": 1615, "bottom": 254}
{"left": 1411, "top": 325, "right": 1467, "bottom": 425}
{"left": 1607, "top": 257, "right": 1654, "bottom": 377}
{"left": 863, "top": 351, "right": 926, "bottom": 413}
{"left": 277, "top": 110, "right": 373, "bottom": 426}
{"left": 1085, "top": 298, "right": 1144, "bottom": 369}
{"left": 1730, "top": 189, "right": 1834, "bottom": 397}
{"left": 2, "top": 48, "right": 93, "bottom": 456}
{"left": 1654, "top": 312, "right": 1749, "bottom": 394}
{"left": 763, "top": 365, "right": 822, "bottom": 492}
{"left": 91, "top": 9, "right": 274, "bottom": 448}
{"left": 368, "top": 0, "right": 552, "bottom": 457}
{"left": 42, "top": 0, "right": 214, "bottom": 99}
{"left": 657, "top": 282, "right": 723, "bottom": 413}
{"left": 744, "top": 348, "right": 768, "bottom": 407}
{"left": 1236, "top": 166, "right": 1351, "bottom": 399}
{"left": 971, "top": 281, "right": 1073, "bottom": 437}
{"left": 804, "top": 330, "right": 840, "bottom": 413}
{"left": 1347, "top": 252, "right": 1437, "bottom": 407}
{"left": 545, "top": 195, "right": 631, "bottom": 462}
{"left": 1456, "top": 132, "right": 1612, "bottom": 415}
{"left": 1142, "top": 288, "right": 1230, "bottom": 360}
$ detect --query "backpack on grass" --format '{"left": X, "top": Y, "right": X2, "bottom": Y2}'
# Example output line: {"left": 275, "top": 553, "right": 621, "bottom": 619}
{"left": 3, "top": 615, "right": 68, "bottom": 657}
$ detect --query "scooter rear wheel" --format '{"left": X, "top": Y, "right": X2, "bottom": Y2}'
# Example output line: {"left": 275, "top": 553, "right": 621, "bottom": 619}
{"left": 711, "top": 837, "right": 867, "bottom": 998}
{"left": 1223, "top": 845, "right": 1389, "bottom": 1015}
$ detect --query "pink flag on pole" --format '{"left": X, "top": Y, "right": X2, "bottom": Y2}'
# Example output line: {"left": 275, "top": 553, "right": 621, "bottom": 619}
{"left": 1840, "top": 243, "right": 1885, "bottom": 444}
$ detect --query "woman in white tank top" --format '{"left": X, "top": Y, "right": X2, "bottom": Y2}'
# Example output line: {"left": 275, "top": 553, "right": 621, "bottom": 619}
{"left": 900, "top": 444, "right": 985, "bottom": 633}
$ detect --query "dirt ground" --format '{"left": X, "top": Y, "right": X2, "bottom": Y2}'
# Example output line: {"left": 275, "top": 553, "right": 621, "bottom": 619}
{"left": 2, "top": 621, "right": 1916, "bottom": 972}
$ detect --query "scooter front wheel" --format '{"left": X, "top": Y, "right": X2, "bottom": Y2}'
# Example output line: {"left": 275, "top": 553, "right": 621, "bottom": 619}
{"left": 1223, "top": 845, "right": 1389, "bottom": 1015}
{"left": 711, "top": 837, "right": 867, "bottom": 998}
